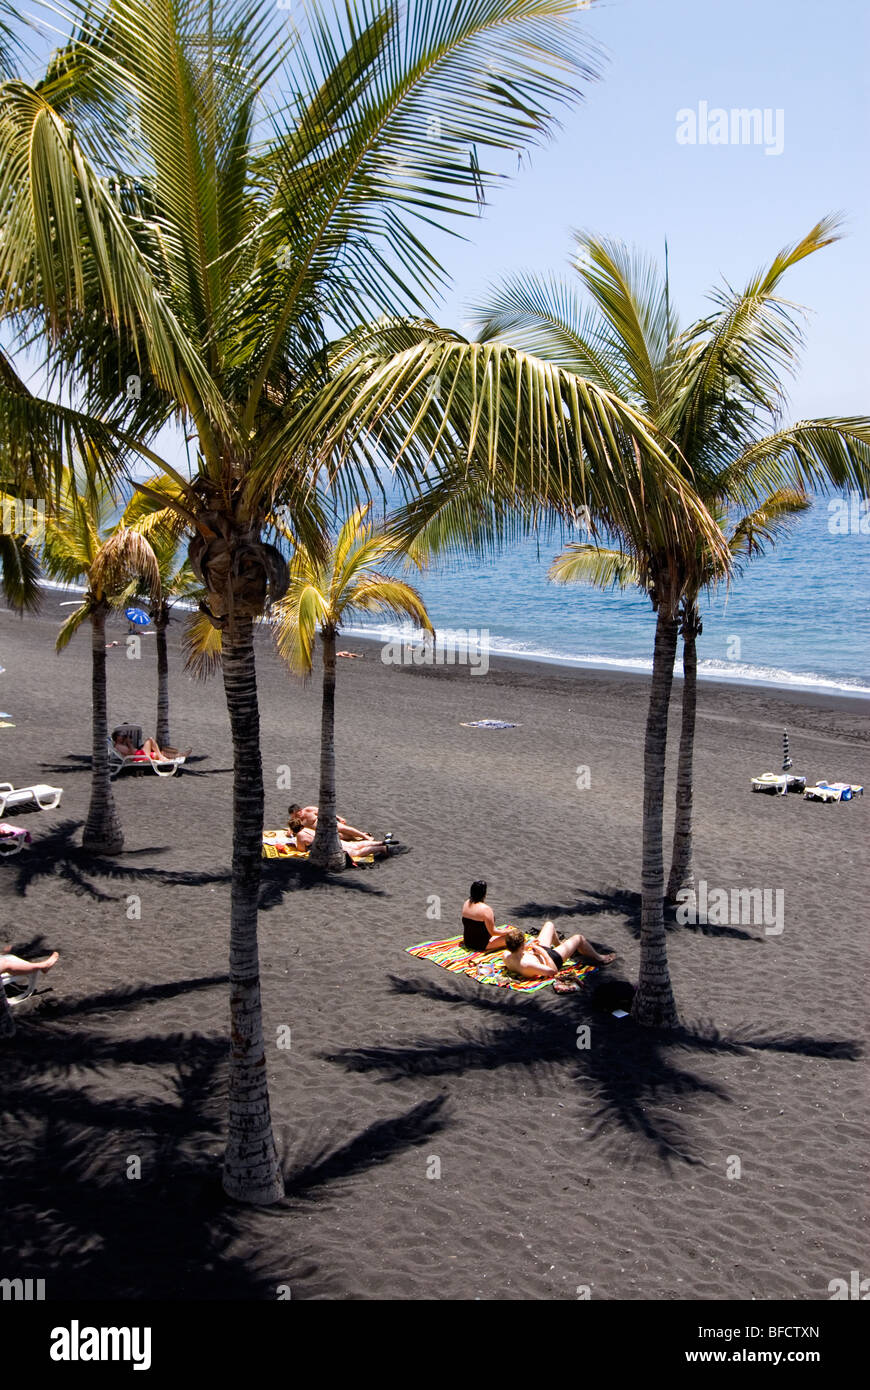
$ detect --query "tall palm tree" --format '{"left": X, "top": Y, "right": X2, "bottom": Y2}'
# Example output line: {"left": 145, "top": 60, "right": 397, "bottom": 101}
{"left": 550, "top": 487, "right": 811, "bottom": 898}
{"left": 476, "top": 223, "right": 870, "bottom": 1026}
{"left": 0, "top": 0, "right": 711, "bottom": 1198}
{"left": 123, "top": 507, "right": 201, "bottom": 749}
{"left": 272, "top": 504, "right": 432, "bottom": 870}
{"left": 40, "top": 469, "right": 160, "bottom": 853}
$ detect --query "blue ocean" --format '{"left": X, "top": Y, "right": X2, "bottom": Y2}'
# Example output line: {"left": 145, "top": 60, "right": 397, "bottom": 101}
{"left": 347, "top": 496, "right": 870, "bottom": 696}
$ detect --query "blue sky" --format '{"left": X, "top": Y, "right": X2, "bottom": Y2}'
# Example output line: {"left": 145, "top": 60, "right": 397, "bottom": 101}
{"left": 429, "top": 0, "right": 869, "bottom": 420}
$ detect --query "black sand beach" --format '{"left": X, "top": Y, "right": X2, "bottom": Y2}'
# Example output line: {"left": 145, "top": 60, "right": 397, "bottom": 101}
{"left": 1, "top": 601, "right": 868, "bottom": 1300}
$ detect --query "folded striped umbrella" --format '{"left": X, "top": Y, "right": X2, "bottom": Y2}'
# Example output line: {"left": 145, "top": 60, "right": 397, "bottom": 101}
{"left": 782, "top": 728, "right": 793, "bottom": 771}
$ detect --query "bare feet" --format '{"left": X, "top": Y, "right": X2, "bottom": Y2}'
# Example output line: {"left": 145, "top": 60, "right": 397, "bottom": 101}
{"left": 0, "top": 950, "right": 59, "bottom": 975}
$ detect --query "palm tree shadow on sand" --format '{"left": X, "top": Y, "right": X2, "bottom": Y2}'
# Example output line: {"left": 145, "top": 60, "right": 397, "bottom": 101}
{"left": 511, "top": 886, "right": 761, "bottom": 943}
{"left": 0, "top": 819, "right": 392, "bottom": 907}
{"left": 258, "top": 857, "right": 388, "bottom": 910}
{"left": 322, "top": 972, "right": 862, "bottom": 1167}
{"left": 2, "top": 978, "right": 448, "bottom": 1298}
{"left": 0, "top": 820, "right": 232, "bottom": 901}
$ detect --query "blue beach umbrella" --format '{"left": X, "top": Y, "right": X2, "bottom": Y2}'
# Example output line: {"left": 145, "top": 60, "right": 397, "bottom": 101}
{"left": 124, "top": 607, "right": 150, "bottom": 626}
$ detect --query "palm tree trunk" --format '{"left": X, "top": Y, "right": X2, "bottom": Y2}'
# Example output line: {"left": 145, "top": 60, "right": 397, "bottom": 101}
{"left": 667, "top": 606, "right": 700, "bottom": 903}
{"left": 83, "top": 605, "right": 124, "bottom": 854}
{"left": 632, "top": 606, "right": 680, "bottom": 1029}
{"left": 155, "top": 607, "right": 170, "bottom": 749}
{"left": 220, "top": 615, "right": 283, "bottom": 1204}
{"left": 309, "top": 625, "right": 346, "bottom": 872}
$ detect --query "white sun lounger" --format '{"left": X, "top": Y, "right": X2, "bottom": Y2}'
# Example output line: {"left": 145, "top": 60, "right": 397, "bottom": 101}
{"left": 804, "top": 781, "right": 864, "bottom": 803}
{"left": 1, "top": 970, "right": 42, "bottom": 1006}
{"left": 751, "top": 772, "right": 807, "bottom": 796}
{"left": 0, "top": 783, "right": 63, "bottom": 816}
{"left": 107, "top": 739, "right": 185, "bottom": 779}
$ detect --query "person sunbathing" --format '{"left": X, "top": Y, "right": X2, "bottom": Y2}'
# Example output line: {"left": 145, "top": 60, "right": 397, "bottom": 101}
{"left": 460, "top": 880, "right": 511, "bottom": 953}
{"left": 287, "top": 803, "right": 372, "bottom": 841}
{"left": 502, "top": 923, "right": 615, "bottom": 979}
{"left": 1, "top": 949, "right": 59, "bottom": 975}
{"left": 112, "top": 728, "right": 168, "bottom": 761}
{"left": 288, "top": 815, "right": 397, "bottom": 859}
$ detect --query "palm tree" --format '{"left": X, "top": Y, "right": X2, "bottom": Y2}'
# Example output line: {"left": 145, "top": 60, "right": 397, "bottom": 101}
{"left": 123, "top": 511, "right": 200, "bottom": 750}
{"left": 0, "top": 0, "right": 712, "bottom": 1198}
{"left": 41, "top": 469, "right": 159, "bottom": 853}
{"left": 550, "top": 487, "right": 811, "bottom": 899}
{"left": 272, "top": 504, "right": 432, "bottom": 870}
{"left": 476, "top": 223, "right": 870, "bottom": 1026}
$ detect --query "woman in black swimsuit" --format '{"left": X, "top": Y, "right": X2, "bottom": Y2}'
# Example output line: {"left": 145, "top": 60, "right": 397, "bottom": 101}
{"left": 461, "top": 880, "right": 510, "bottom": 953}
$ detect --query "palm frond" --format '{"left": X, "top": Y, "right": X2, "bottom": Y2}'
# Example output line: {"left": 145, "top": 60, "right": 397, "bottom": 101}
{"left": 727, "top": 488, "right": 811, "bottom": 569}
{"left": 182, "top": 607, "right": 223, "bottom": 680}
{"left": 549, "top": 542, "right": 641, "bottom": 591}
{"left": 471, "top": 269, "right": 622, "bottom": 392}
{"left": 0, "top": 532, "right": 42, "bottom": 612}
{"left": 272, "top": 581, "right": 329, "bottom": 675}
{"left": 719, "top": 418, "right": 870, "bottom": 502}
{"left": 88, "top": 526, "right": 160, "bottom": 601}
{"left": 341, "top": 572, "right": 433, "bottom": 632}
{"left": 55, "top": 600, "right": 91, "bottom": 652}
{"left": 240, "top": 0, "right": 604, "bottom": 427}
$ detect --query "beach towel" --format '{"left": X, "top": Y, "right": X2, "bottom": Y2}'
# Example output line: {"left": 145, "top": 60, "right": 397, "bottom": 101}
{"left": 262, "top": 842, "right": 310, "bottom": 859}
{"left": 406, "top": 932, "right": 597, "bottom": 993}
{"left": 0, "top": 822, "right": 30, "bottom": 843}
{"left": 261, "top": 833, "right": 374, "bottom": 865}
{"left": 460, "top": 720, "right": 519, "bottom": 729}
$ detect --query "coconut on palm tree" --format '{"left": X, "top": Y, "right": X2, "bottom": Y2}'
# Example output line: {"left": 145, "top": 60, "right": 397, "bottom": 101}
{"left": 272, "top": 504, "right": 432, "bottom": 871}
{"left": 0, "top": 0, "right": 717, "bottom": 1197}
{"left": 476, "top": 221, "right": 870, "bottom": 1026}
{"left": 40, "top": 469, "right": 159, "bottom": 853}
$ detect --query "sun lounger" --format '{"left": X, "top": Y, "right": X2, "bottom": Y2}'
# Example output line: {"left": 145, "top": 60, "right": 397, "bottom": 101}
{"left": 0, "top": 783, "right": 63, "bottom": 816}
{"left": 804, "top": 781, "right": 864, "bottom": 803}
{"left": 751, "top": 772, "right": 806, "bottom": 795}
{"left": 107, "top": 738, "right": 185, "bottom": 779}
{"left": 0, "top": 821, "right": 32, "bottom": 856}
{"left": 1, "top": 970, "right": 41, "bottom": 1005}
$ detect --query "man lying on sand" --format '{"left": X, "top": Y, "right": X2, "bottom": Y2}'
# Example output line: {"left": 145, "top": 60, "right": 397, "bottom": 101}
{"left": 503, "top": 923, "right": 615, "bottom": 979}
{"left": 287, "top": 803, "right": 372, "bottom": 842}
{"left": 1, "top": 950, "right": 59, "bottom": 975}
{"left": 461, "top": 880, "right": 512, "bottom": 953}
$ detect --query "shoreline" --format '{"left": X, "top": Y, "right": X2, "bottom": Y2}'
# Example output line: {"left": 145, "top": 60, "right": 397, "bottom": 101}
{"left": 25, "top": 585, "right": 870, "bottom": 706}
{"left": 340, "top": 625, "right": 870, "bottom": 714}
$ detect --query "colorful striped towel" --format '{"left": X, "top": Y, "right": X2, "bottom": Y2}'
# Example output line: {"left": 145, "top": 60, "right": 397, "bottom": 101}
{"left": 406, "top": 932, "right": 597, "bottom": 993}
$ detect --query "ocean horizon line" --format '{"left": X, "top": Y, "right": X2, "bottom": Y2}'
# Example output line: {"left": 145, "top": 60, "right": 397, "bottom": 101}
{"left": 25, "top": 582, "right": 870, "bottom": 700}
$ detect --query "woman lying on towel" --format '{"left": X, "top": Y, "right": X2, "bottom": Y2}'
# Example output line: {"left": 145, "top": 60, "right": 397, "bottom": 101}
{"left": 502, "top": 923, "right": 615, "bottom": 979}
{"left": 460, "top": 880, "right": 512, "bottom": 953}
